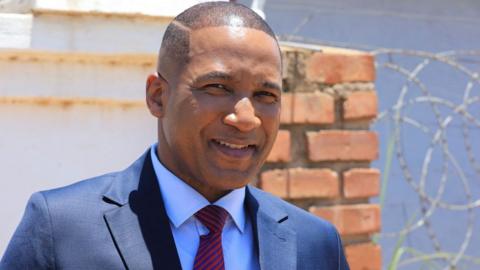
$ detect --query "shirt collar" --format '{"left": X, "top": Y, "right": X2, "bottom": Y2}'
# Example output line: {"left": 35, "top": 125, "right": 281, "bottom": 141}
{"left": 150, "top": 144, "right": 247, "bottom": 233}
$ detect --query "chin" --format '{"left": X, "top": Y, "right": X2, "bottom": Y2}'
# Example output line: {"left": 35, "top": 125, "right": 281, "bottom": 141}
{"left": 210, "top": 170, "right": 253, "bottom": 189}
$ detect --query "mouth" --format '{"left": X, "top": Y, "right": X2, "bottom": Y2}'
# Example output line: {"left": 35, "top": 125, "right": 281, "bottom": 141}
{"left": 210, "top": 139, "right": 257, "bottom": 159}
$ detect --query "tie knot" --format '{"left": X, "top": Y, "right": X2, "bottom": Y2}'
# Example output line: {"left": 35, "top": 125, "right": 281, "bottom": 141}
{"left": 195, "top": 205, "right": 229, "bottom": 234}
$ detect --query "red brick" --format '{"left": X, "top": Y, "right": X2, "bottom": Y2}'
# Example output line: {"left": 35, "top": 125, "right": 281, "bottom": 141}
{"left": 292, "top": 92, "right": 335, "bottom": 124}
{"left": 280, "top": 93, "right": 293, "bottom": 124}
{"left": 259, "top": 169, "right": 288, "bottom": 198}
{"left": 309, "top": 204, "right": 381, "bottom": 236}
{"left": 343, "top": 168, "right": 380, "bottom": 199}
{"left": 343, "top": 91, "right": 378, "bottom": 121}
{"left": 266, "top": 130, "right": 291, "bottom": 162}
{"left": 306, "top": 131, "right": 378, "bottom": 161}
{"left": 345, "top": 243, "right": 382, "bottom": 270}
{"left": 305, "top": 51, "right": 375, "bottom": 84}
{"left": 289, "top": 168, "right": 339, "bottom": 199}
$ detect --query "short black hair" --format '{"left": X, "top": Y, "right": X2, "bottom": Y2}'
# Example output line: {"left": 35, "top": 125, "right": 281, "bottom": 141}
{"left": 158, "top": 1, "right": 278, "bottom": 75}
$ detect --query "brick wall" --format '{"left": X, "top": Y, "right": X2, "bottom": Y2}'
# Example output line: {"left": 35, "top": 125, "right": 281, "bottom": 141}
{"left": 258, "top": 45, "right": 381, "bottom": 270}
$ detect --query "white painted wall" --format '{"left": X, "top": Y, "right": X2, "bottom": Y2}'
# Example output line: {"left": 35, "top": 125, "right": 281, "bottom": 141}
{"left": 0, "top": 53, "right": 156, "bottom": 99}
{"left": 33, "top": 0, "right": 223, "bottom": 17}
{"left": 0, "top": 0, "right": 233, "bottom": 255}
{"left": 1, "top": 0, "right": 225, "bottom": 16}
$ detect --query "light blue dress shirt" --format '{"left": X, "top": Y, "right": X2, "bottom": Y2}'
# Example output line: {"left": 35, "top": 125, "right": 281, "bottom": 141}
{"left": 150, "top": 145, "right": 260, "bottom": 270}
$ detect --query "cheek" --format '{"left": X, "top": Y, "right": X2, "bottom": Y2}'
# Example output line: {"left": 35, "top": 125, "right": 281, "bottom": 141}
{"left": 168, "top": 91, "right": 204, "bottom": 122}
{"left": 169, "top": 93, "right": 225, "bottom": 142}
{"left": 258, "top": 104, "right": 281, "bottom": 130}
{"left": 192, "top": 92, "right": 232, "bottom": 118}
{"left": 163, "top": 94, "right": 201, "bottom": 143}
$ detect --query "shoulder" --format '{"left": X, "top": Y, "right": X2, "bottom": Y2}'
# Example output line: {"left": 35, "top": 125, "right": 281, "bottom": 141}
{"left": 40, "top": 171, "right": 118, "bottom": 203}
{"left": 1, "top": 172, "right": 121, "bottom": 269}
{"left": 25, "top": 171, "right": 122, "bottom": 231}
{"left": 40, "top": 150, "right": 148, "bottom": 205}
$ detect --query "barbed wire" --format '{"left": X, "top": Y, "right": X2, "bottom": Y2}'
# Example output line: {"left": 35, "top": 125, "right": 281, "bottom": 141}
{"left": 372, "top": 49, "right": 480, "bottom": 269}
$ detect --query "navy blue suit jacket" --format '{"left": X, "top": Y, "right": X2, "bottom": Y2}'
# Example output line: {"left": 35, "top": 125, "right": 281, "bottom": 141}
{"left": 1, "top": 151, "right": 349, "bottom": 269}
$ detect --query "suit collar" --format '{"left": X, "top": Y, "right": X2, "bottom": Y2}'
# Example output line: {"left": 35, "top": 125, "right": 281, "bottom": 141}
{"left": 246, "top": 186, "right": 297, "bottom": 270}
{"left": 103, "top": 151, "right": 182, "bottom": 270}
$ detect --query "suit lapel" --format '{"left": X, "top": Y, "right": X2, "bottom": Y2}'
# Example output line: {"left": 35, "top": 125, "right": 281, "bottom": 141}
{"left": 103, "top": 151, "right": 182, "bottom": 270}
{"left": 246, "top": 186, "right": 297, "bottom": 270}
{"left": 101, "top": 152, "right": 297, "bottom": 270}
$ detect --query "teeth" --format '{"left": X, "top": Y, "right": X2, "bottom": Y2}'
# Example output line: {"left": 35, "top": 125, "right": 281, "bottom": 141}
{"left": 216, "top": 140, "right": 250, "bottom": 150}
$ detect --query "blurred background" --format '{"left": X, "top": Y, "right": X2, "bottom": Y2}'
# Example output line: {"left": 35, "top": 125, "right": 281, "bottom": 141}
{"left": 1, "top": 0, "right": 479, "bottom": 269}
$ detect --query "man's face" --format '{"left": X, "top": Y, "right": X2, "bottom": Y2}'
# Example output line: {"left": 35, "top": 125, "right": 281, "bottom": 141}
{"left": 155, "top": 26, "right": 282, "bottom": 200}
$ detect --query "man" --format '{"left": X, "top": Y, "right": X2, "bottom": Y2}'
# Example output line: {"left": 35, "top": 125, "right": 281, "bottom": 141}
{"left": 1, "top": 2, "right": 349, "bottom": 269}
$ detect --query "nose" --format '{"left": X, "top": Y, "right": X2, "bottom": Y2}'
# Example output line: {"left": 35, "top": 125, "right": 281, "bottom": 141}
{"left": 223, "top": 97, "right": 261, "bottom": 132}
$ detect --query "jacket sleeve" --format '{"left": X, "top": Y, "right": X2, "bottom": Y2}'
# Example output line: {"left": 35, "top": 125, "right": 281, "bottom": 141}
{"left": 0, "top": 192, "right": 55, "bottom": 270}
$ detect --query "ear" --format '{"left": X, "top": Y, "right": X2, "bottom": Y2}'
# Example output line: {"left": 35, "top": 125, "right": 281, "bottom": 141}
{"left": 146, "top": 73, "right": 168, "bottom": 118}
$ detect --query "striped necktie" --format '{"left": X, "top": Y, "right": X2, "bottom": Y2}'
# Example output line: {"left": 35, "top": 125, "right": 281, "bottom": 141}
{"left": 193, "top": 205, "right": 229, "bottom": 270}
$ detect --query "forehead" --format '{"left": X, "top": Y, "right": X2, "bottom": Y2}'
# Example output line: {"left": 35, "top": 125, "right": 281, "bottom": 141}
{"left": 188, "top": 26, "right": 281, "bottom": 72}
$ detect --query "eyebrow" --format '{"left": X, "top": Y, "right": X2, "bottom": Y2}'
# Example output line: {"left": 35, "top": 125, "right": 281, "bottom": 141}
{"left": 262, "top": 81, "right": 282, "bottom": 92}
{"left": 193, "top": 71, "right": 282, "bottom": 92}
{"left": 193, "top": 71, "right": 232, "bottom": 84}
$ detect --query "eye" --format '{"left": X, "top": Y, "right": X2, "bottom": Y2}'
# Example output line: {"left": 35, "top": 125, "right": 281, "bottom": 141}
{"left": 202, "top": 84, "right": 231, "bottom": 96}
{"left": 254, "top": 91, "right": 279, "bottom": 104}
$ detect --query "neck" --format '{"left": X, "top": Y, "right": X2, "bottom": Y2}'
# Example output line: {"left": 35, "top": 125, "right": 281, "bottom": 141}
{"left": 155, "top": 142, "right": 231, "bottom": 203}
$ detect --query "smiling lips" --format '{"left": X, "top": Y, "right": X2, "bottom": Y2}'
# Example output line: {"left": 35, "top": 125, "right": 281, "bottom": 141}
{"left": 211, "top": 139, "right": 256, "bottom": 159}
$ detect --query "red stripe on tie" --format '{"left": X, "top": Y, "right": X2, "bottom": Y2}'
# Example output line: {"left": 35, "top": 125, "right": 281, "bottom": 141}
{"left": 193, "top": 205, "right": 228, "bottom": 270}
{"left": 194, "top": 236, "right": 222, "bottom": 266}
{"left": 195, "top": 245, "right": 222, "bottom": 269}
